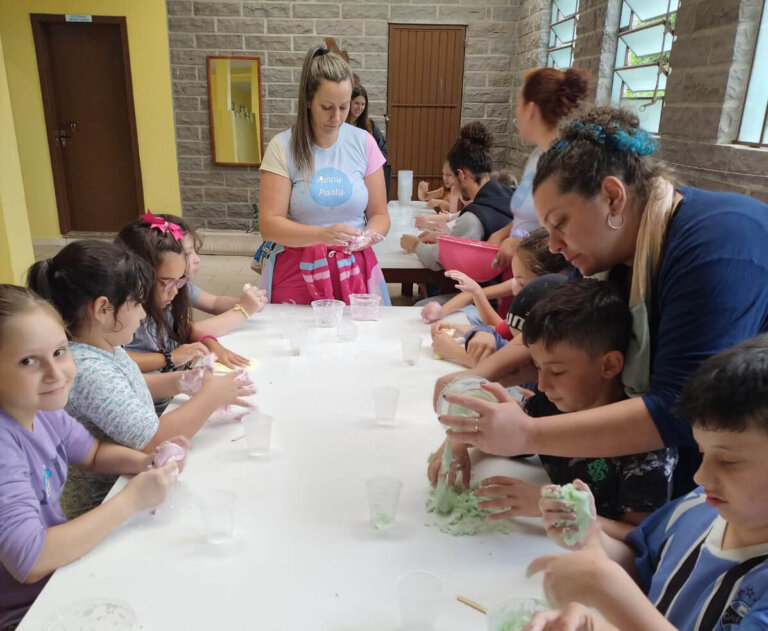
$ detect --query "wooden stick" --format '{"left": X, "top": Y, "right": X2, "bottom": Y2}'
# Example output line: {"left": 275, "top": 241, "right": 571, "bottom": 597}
{"left": 457, "top": 595, "right": 487, "bottom": 614}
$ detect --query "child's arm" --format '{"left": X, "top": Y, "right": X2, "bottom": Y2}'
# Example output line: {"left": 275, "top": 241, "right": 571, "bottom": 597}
{"left": 192, "top": 288, "right": 237, "bottom": 315}
{"left": 432, "top": 274, "right": 513, "bottom": 320}
{"left": 444, "top": 270, "right": 503, "bottom": 327}
{"left": 431, "top": 329, "right": 475, "bottom": 368}
{"left": 127, "top": 342, "right": 209, "bottom": 374}
{"left": 192, "top": 287, "right": 268, "bottom": 338}
{"left": 487, "top": 221, "right": 514, "bottom": 246}
{"left": 26, "top": 461, "right": 178, "bottom": 583}
{"left": 143, "top": 372, "right": 184, "bottom": 401}
{"left": 527, "top": 548, "right": 677, "bottom": 631}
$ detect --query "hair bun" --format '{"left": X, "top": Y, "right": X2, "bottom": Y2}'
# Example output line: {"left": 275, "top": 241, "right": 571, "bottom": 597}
{"left": 561, "top": 68, "right": 591, "bottom": 101}
{"left": 460, "top": 121, "right": 494, "bottom": 150}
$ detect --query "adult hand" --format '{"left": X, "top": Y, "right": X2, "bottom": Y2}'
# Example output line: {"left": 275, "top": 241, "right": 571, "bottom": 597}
{"left": 433, "top": 370, "right": 474, "bottom": 410}
{"left": 466, "top": 331, "right": 497, "bottom": 364}
{"left": 201, "top": 371, "right": 256, "bottom": 408}
{"left": 400, "top": 234, "right": 419, "bottom": 253}
{"left": 426, "top": 439, "right": 471, "bottom": 488}
{"left": 122, "top": 462, "right": 179, "bottom": 512}
{"left": 420, "top": 301, "right": 443, "bottom": 323}
{"left": 493, "top": 236, "right": 519, "bottom": 268}
{"left": 475, "top": 476, "right": 542, "bottom": 519}
{"left": 539, "top": 479, "right": 600, "bottom": 550}
{"left": 417, "top": 180, "right": 429, "bottom": 201}
{"left": 239, "top": 286, "right": 268, "bottom": 315}
{"left": 345, "top": 230, "right": 384, "bottom": 253}
{"left": 524, "top": 602, "right": 611, "bottom": 631}
{"left": 445, "top": 269, "right": 481, "bottom": 295}
{"left": 171, "top": 342, "right": 209, "bottom": 367}
{"left": 440, "top": 382, "right": 534, "bottom": 456}
{"left": 321, "top": 223, "right": 362, "bottom": 247}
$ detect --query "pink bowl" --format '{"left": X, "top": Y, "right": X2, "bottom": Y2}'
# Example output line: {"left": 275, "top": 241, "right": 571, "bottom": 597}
{"left": 437, "top": 235, "right": 504, "bottom": 282}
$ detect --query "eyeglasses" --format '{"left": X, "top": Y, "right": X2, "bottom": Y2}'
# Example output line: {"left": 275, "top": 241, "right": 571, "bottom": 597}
{"left": 156, "top": 275, "right": 189, "bottom": 294}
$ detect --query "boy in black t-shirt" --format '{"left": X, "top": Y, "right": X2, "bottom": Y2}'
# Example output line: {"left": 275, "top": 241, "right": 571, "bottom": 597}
{"left": 476, "top": 279, "right": 677, "bottom": 537}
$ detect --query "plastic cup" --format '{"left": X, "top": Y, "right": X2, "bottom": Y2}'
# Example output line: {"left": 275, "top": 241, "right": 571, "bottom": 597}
{"left": 397, "top": 571, "right": 443, "bottom": 630}
{"left": 487, "top": 597, "right": 548, "bottom": 631}
{"left": 398, "top": 170, "right": 414, "bottom": 203}
{"left": 242, "top": 412, "right": 273, "bottom": 457}
{"left": 373, "top": 386, "right": 399, "bottom": 425}
{"left": 311, "top": 299, "right": 345, "bottom": 328}
{"left": 43, "top": 599, "right": 137, "bottom": 631}
{"left": 199, "top": 489, "right": 236, "bottom": 544}
{"left": 401, "top": 334, "right": 423, "bottom": 366}
{"left": 366, "top": 475, "right": 403, "bottom": 530}
{"left": 288, "top": 325, "right": 308, "bottom": 356}
{"left": 337, "top": 320, "right": 358, "bottom": 342}
{"left": 349, "top": 293, "right": 381, "bottom": 321}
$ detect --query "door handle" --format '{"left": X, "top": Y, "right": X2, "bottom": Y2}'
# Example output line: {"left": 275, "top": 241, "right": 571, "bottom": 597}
{"left": 56, "top": 121, "right": 77, "bottom": 147}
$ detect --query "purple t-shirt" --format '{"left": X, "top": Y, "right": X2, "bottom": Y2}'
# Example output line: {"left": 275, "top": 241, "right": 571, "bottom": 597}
{"left": 0, "top": 409, "right": 94, "bottom": 628}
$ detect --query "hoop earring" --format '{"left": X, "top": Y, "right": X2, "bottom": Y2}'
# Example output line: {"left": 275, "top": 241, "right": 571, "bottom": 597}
{"left": 607, "top": 213, "right": 625, "bottom": 230}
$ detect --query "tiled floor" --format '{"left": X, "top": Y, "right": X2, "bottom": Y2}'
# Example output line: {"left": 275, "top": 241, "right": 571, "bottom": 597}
{"left": 32, "top": 243, "right": 410, "bottom": 317}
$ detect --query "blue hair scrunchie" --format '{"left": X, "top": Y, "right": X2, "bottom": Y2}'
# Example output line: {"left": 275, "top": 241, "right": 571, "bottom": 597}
{"left": 561, "top": 119, "right": 657, "bottom": 156}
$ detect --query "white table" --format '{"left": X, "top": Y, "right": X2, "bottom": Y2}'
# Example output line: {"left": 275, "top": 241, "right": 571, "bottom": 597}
{"left": 19, "top": 306, "right": 558, "bottom": 630}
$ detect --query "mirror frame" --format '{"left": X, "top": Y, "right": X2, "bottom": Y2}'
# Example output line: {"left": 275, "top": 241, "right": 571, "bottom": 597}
{"left": 206, "top": 54, "right": 264, "bottom": 166}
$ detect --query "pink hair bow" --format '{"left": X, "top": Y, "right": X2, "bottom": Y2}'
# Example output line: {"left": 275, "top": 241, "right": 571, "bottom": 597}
{"left": 140, "top": 210, "right": 184, "bottom": 241}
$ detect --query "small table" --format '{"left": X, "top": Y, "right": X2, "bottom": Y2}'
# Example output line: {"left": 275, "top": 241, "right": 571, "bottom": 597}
{"left": 375, "top": 201, "right": 451, "bottom": 299}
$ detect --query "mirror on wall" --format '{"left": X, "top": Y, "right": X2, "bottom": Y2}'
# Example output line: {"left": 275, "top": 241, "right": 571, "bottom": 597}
{"left": 206, "top": 55, "right": 264, "bottom": 165}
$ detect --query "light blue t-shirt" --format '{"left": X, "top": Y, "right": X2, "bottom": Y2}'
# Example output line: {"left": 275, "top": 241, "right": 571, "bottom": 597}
{"left": 509, "top": 149, "right": 541, "bottom": 234}
{"left": 66, "top": 342, "right": 157, "bottom": 449}
{"left": 263, "top": 123, "right": 385, "bottom": 231}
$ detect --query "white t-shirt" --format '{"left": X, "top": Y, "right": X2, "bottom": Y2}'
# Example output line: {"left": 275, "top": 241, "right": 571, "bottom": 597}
{"left": 260, "top": 123, "right": 385, "bottom": 232}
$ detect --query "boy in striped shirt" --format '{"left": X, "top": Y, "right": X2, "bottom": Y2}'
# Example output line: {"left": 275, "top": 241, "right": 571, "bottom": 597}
{"left": 526, "top": 334, "right": 768, "bottom": 631}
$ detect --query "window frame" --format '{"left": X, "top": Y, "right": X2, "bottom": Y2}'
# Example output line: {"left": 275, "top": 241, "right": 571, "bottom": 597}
{"left": 734, "top": 0, "right": 768, "bottom": 148}
{"left": 547, "top": 0, "right": 580, "bottom": 70}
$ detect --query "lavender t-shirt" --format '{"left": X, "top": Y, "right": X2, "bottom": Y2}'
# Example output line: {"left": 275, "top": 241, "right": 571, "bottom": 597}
{"left": 0, "top": 409, "right": 94, "bottom": 628}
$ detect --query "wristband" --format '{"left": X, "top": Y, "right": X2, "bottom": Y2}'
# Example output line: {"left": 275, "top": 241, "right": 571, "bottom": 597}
{"left": 161, "top": 347, "right": 175, "bottom": 373}
{"left": 198, "top": 334, "right": 218, "bottom": 343}
{"left": 233, "top": 303, "right": 250, "bottom": 319}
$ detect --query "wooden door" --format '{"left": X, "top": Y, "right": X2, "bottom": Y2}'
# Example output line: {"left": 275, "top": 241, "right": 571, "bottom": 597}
{"left": 387, "top": 25, "right": 465, "bottom": 198}
{"left": 31, "top": 15, "right": 143, "bottom": 233}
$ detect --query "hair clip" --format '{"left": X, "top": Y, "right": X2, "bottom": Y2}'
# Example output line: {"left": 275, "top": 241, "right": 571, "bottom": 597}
{"left": 315, "top": 46, "right": 330, "bottom": 57}
{"left": 140, "top": 210, "right": 184, "bottom": 241}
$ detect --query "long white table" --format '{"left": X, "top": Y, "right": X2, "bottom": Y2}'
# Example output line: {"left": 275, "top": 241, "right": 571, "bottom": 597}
{"left": 19, "top": 306, "right": 558, "bottom": 630}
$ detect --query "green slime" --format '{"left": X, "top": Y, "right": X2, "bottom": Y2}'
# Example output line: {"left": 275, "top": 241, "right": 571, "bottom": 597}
{"left": 541, "top": 483, "right": 592, "bottom": 546}
{"left": 496, "top": 615, "right": 533, "bottom": 631}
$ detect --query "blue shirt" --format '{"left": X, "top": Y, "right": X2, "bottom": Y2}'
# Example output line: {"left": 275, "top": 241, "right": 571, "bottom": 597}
{"left": 628, "top": 487, "right": 768, "bottom": 631}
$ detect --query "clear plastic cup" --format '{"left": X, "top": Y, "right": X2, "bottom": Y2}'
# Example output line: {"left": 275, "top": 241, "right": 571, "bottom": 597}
{"left": 401, "top": 334, "right": 423, "bottom": 366}
{"left": 337, "top": 320, "right": 358, "bottom": 342}
{"left": 349, "top": 293, "right": 381, "bottom": 321}
{"left": 242, "top": 411, "right": 273, "bottom": 457}
{"left": 397, "top": 571, "right": 443, "bottom": 630}
{"left": 373, "top": 386, "right": 399, "bottom": 425}
{"left": 199, "top": 489, "right": 236, "bottom": 544}
{"left": 487, "top": 597, "right": 548, "bottom": 631}
{"left": 288, "top": 325, "right": 308, "bottom": 356}
{"left": 311, "top": 299, "right": 345, "bottom": 327}
{"left": 398, "top": 170, "right": 414, "bottom": 203}
{"left": 366, "top": 475, "right": 403, "bottom": 530}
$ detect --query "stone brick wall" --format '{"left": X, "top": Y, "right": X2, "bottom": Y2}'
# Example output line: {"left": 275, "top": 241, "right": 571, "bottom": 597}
{"left": 166, "top": 0, "right": 523, "bottom": 229}
{"left": 659, "top": 0, "right": 768, "bottom": 200}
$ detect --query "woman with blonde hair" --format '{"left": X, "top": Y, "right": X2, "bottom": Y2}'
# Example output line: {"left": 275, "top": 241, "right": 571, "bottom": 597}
{"left": 258, "top": 45, "right": 391, "bottom": 305}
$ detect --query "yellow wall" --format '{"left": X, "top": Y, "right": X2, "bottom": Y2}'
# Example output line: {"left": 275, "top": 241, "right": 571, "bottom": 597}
{"left": 0, "top": 0, "right": 181, "bottom": 238}
{"left": 0, "top": 29, "right": 34, "bottom": 284}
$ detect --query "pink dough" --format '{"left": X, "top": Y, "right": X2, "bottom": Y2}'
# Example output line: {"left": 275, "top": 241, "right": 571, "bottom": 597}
{"left": 153, "top": 441, "right": 186, "bottom": 479}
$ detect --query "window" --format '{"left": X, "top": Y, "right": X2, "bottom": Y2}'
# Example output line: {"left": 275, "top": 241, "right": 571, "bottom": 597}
{"left": 737, "top": 2, "right": 768, "bottom": 146}
{"left": 547, "top": 0, "right": 579, "bottom": 70}
{"left": 611, "top": 0, "right": 679, "bottom": 133}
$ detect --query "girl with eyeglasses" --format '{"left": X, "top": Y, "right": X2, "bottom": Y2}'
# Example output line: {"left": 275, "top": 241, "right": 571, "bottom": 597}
{"left": 27, "top": 241, "right": 251, "bottom": 519}
{"left": 116, "top": 215, "right": 252, "bottom": 390}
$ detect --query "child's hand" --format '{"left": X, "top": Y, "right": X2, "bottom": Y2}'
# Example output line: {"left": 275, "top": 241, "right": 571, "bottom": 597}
{"left": 526, "top": 541, "right": 615, "bottom": 612}
{"left": 523, "top": 602, "right": 609, "bottom": 631}
{"left": 492, "top": 236, "right": 520, "bottom": 268}
{"left": 417, "top": 180, "right": 429, "bottom": 200}
{"left": 417, "top": 230, "right": 440, "bottom": 244}
{"left": 421, "top": 301, "right": 443, "bottom": 323}
{"left": 210, "top": 341, "right": 249, "bottom": 369}
{"left": 239, "top": 286, "right": 268, "bottom": 315}
{"left": 171, "top": 342, "right": 209, "bottom": 367}
{"left": 431, "top": 328, "right": 463, "bottom": 362}
{"left": 539, "top": 480, "right": 599, "bottom": 550}
{"left": 475, "top": 476, "right": 542, "bottom": 519}
{"left": 427, "top": 439, "right": 471, "bottom": 488}
{"left": 426, "top": 198, "right": 449, "bottom": 212}
{"left": 445, "top": 270, "right": 481, "bottom": 295}
{"left": 122, "top": 461, "right": 179, "bottom": 512}
{"left": 400, "top": 234, "right": 419, "bottom": 253}
{"left": 153, "top": 436, "right": 191, "bottom": 474}
{"left": 200, "top": 371, "right": 256, "bottom": 408}
{"left": 466, "top": 331, "right": 497, "bottom": 364}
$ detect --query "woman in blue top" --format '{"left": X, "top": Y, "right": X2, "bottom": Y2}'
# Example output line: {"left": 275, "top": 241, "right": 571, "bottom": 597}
{"left": 258, "top": 45, "right": 390, "bottom": 305}
{"left": 435, "top": 106, "right": 768, "bottom": 497}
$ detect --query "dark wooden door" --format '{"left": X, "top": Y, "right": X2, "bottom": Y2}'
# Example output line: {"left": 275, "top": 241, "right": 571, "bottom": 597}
{"left": 32, "top": 15, "right": 143, "bottom": 233}
{"left": 387, "top": 25, "right": 465, "bottom": 198}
